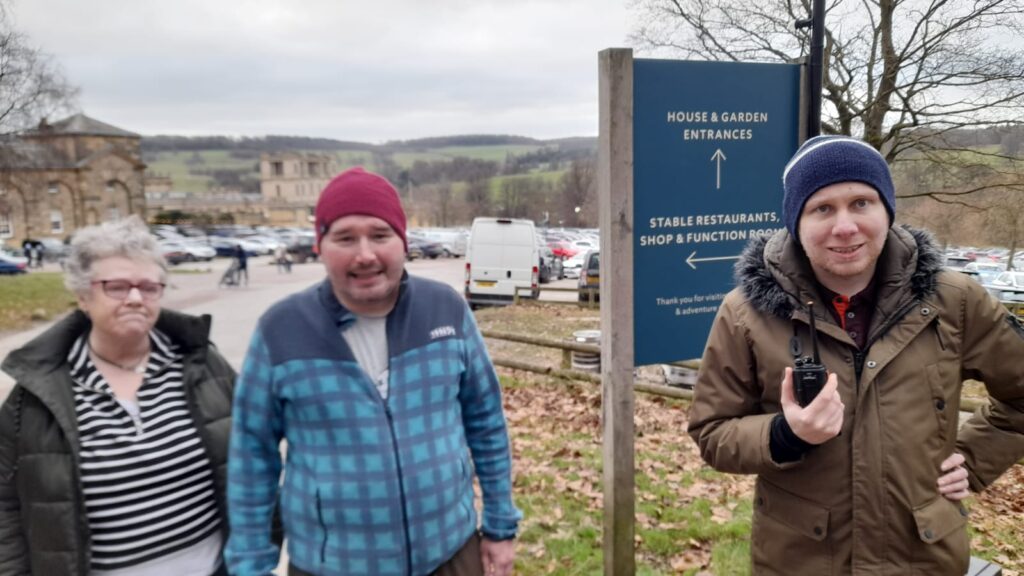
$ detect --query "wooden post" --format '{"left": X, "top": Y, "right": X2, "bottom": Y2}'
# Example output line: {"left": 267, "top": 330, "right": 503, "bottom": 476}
{"left": 598, "top": 47, "right": 635, "bottom": 576}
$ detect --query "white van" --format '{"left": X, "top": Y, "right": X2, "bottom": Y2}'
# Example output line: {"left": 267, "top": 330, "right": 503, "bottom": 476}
{"left": 464, "top": 218, "right": 539, "bottom": 307}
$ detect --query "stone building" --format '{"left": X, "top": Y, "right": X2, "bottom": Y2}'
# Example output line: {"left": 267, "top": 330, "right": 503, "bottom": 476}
{"left": 0, "top": 113, "right": 145, "bottom": 246}
{"left": 144, "top": 190, "right": 268, "bottom": 227}
{"left": 259, "top": 152, "right": 334, "bottom": 225}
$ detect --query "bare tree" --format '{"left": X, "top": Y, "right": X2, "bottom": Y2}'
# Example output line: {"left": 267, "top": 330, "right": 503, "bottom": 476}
{"left": 629, "top": 0, "right": 1024, "bottom": 201}
{"left": 980, "top": 187, "right": 1024, "bottom": 266}
{"left": 498, "top": 176, "right": 552, "bottom": 221}
{"left": 0, "top": 2, "right": 77, "bottom": 133}
{"left": 426, "top": 181, "right": 454, "bottom": 227}
{"left": 464, "top": 178, "right": 492, "bottom": 219}
{"left": 559, "top": 157, "right": 597, "bottom": 227}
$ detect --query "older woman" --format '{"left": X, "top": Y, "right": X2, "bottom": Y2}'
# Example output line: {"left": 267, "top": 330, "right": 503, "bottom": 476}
{"left": 0, "top": 216, "right": 235, "bottom": 576}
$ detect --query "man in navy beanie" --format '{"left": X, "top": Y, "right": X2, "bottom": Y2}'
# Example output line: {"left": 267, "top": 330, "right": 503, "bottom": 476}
{"left": 227, "top": 167, "right": 521, "bottom": 576}
{"left": 688, "top": 135, "right": 1024, "bottom": 574}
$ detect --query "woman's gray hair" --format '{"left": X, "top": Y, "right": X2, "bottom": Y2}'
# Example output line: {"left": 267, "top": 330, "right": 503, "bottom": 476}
{"left": 64, "top": 215, "right": 167, "bottom": 296}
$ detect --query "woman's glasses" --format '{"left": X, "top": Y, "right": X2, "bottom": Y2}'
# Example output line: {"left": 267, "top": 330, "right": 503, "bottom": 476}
{"left": 91, "top": 279, "right": 166, "bottom": 301}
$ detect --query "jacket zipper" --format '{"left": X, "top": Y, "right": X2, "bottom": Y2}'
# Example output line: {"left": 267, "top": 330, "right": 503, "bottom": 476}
{"left": 380, "top": 312, "right": 412, "bottom": 576}
{"left": 315, "top": 490, "right": 328, "bottom": 563}
{"left": 383, "top": 402, "right": 413, "bottom": 576}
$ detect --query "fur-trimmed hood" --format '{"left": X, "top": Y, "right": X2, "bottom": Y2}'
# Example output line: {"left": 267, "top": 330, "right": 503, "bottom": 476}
{"left": 735, "top": 224, "right": 945, "bottom": 319}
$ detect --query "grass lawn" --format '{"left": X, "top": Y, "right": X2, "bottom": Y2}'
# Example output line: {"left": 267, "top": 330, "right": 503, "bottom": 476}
{"left": 480, "top": 303, "right": 1024, "bottom": 575}
{"left": 0, "top": 272, "right": 77, "bottom": 332}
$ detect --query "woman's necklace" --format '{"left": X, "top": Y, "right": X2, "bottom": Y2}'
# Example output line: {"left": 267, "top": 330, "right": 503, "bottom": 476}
{"left": 90, "top": 346, "right": 149, "bottom": 375}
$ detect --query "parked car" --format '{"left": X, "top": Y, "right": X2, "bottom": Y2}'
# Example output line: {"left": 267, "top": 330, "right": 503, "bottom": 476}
{"left": 158, "top": 240, "right": 216, "bottom": 262}
{"left": 285, "top": 236, "right": 318, "bottom": 263}
{"left": 415, "top": 228, "right": 468, "bottom": 257}
{"left": 407, "top": 242, "right": 425, "bottom": 261}
{"left": 964, "top": 261, "right": 1004, "bottom": 285}
{"left": 985, "top": 270, "right": 1024, "bottom": 302}
{"left": 238, "top": 234, "right": 284, "bottom": 255}
{"left": 562, "top": 252, "right": 587, "bottom": 279}
{"left": 37, "top": 237, "right": 69, "bottom": 263}
{"left": 208, "top": 237, "right": 261, "bottom": 258}
{"left": 0, "top": 253, "right": 28, "bottom": 274}
{"left": 549, "top": 240, "right": 578, "bottom": 259}
{"left": 407, "top": 236, "right": 444, "bottom": 259}
{"left": 538, "top": 244, "right": 563, "bottom": 283}
{"left": 578, "top": 250, "right": 600, "bottom": 304}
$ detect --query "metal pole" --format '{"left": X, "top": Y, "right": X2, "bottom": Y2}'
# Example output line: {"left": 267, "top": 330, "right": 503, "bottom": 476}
{"left": 795, "top": 0, "right": 825, "bottom": 137}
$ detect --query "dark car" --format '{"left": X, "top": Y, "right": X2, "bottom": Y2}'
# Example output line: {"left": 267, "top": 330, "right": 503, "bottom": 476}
{"left": 0, "top": 254, "right": 27, "bottom": 275}
{"left": 538, "top": 246, "right": 563, "bottom": 283}
{"left": 286, "top": 236, "right": 319, "bottom": 263}
{"left": 578, "top": 250, "right": 600, "bottom": 305}
{"left": 407, "top": 237, "right": 444, "bottom": 259}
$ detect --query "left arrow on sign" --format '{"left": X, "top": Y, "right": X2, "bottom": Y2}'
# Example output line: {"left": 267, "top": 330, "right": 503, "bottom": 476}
{"left": 686, "top": 250, "right": 740, "bottom": 270}
{"left": 710, "top": 149, "right": 727, "bottom": 190}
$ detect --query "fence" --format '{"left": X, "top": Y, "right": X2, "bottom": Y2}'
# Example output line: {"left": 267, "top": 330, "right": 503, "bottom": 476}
{"left": 481, "top": 328, "right": 1021, "bottom": 467}
{"left": 512, "top": 285, "right": 598, "bottom": 308}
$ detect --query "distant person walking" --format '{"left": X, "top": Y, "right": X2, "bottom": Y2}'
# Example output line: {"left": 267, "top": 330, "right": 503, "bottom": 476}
{"left": 273, "top": 244, "right": 291, "bottom": 274}
{"left": 22, "top": 240, "right": 42, "bottom": 269}
{"left": 234, "top": 244, "right": 249, "bottom": 286}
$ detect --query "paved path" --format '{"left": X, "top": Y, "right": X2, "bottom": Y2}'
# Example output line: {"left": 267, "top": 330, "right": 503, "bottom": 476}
{"left": 0, "top": 256, "right": 579, "bottom": 401}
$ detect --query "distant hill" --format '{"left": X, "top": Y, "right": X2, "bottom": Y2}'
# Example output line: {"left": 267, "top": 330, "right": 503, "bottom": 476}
{"left": 140, "top": 134, "right": 589, "bottom": 155}
{"left": 140, "top": 134, "right": 598, "bottom": 197}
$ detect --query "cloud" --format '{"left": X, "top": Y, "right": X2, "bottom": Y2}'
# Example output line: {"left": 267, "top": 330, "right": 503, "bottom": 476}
{"left": 14, "top": 0, "right": 632, "bottom": 141}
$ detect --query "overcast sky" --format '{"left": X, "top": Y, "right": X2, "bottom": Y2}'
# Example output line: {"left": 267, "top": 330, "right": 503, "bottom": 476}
{"left": 13, "top": 0, "right": 637, "bottom": 142}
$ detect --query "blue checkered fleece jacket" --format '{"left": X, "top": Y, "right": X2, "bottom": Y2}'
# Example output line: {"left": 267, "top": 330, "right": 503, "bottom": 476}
{"left": 226, "top": 275, "right": 521, "bottom": 576}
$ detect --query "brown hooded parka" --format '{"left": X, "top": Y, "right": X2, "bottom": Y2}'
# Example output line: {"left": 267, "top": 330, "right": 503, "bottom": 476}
{"left": 689, "top": 226, "right": 1024, "bottom": 575}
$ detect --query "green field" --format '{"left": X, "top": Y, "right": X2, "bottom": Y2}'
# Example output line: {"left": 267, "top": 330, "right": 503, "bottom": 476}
{"left": 0, "top": 272, "right": 77, "bottom": 331}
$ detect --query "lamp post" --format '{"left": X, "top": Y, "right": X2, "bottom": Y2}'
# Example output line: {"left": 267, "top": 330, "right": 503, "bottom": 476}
{"left": 795, "top": 0, "right": 825, "bottom": 138}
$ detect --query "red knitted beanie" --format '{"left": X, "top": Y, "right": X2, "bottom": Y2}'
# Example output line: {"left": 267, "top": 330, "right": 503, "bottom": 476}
{"left": 314, "top": 167, "right": 407, "bottom": 250}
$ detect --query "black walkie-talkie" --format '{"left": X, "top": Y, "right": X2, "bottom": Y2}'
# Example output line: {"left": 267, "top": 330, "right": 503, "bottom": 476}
{"left": 794, "top": 301, "right": 828, "bottom": 407}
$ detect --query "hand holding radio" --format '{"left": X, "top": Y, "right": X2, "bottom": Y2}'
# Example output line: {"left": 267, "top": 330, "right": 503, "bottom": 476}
{"left": 781, "top": 367, "right": 844, "bottom": 445}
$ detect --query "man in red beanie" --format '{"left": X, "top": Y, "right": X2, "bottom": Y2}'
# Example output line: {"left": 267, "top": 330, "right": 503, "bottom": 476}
{"left": 227, "top": 167, "right": 521, "bottom": 576}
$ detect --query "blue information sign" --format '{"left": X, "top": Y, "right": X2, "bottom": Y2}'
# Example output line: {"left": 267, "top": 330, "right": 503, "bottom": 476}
{"left": 633, "top": 59, "right": 801, "bottom": 366}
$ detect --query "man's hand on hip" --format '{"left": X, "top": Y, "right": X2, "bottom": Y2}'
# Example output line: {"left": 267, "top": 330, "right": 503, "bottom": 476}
{"left": 780, "top": 367, "right": 844, "bottom": 445}
{"left": 480, "top": 537, "right": 515, "bottom": 576}
{"left": 938, "top": 452, "right": 972, "bottom": 501}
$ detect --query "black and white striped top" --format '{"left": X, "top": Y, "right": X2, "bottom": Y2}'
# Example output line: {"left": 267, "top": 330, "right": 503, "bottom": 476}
{"left": 68, "top": 330, "right": 222, "bottom": 572}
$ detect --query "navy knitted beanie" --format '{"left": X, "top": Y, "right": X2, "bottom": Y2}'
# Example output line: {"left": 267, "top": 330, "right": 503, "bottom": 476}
{"left": 314, "top": 167, "right": 407, "bottom": 251}
{"left": 782, "top": 135, "right": 895, "bottom": 238}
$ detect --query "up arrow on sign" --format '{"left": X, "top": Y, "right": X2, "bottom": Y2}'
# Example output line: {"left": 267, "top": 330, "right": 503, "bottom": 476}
{"left": 710, "top": 149, "right": 727, "bottom": 189}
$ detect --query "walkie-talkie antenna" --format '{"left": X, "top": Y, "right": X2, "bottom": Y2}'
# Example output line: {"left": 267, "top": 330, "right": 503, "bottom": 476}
{"left": 807, "top": 301, "right": 821, "bottom": 363}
